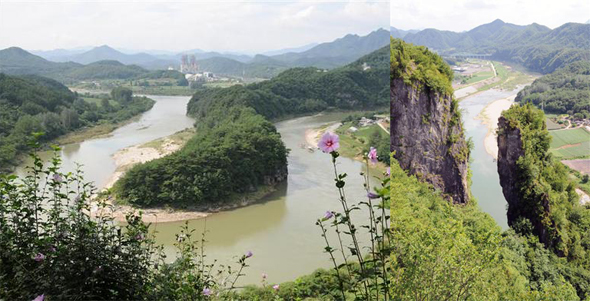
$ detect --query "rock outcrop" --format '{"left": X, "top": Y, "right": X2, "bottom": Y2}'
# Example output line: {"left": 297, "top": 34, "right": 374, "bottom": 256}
{"left": 497, "top": 114, "right": 560, "bottom": 252}
{"left": 390, "top": 78, "right": 470, "bottom": 204}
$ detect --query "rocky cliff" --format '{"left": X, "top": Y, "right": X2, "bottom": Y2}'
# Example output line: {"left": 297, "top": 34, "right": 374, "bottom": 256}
{"left": 390, "top": 78, "right": 470, "bottom": 204}
{"left": 496, "top": 111, "right": 561, "bottom": 252}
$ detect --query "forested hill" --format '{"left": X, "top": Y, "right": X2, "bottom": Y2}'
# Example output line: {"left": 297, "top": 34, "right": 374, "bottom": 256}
{"left": 516, "top": 61, "right": 590, "bottom": 115}
{"left": 114, "top": 46, "right": 388, "bottom": 209}
{"left": 402, "top": 20, "right": 590, "bottom": 73}
{"left": 0, "top": 74, "right": 154, "bottom": 171}
{"left": 187, "top": 45, "right": 389, "bottom": 122}
{"left": 0, "top": 47, "right": 190, "bottom": 84}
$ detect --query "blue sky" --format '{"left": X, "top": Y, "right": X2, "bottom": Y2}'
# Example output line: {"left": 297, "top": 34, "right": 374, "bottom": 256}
{"left": 391, "top": 0, "right": 589, "bottom": 32}
{"left": 0, "top": 0, "right": 389, "bottom": 53}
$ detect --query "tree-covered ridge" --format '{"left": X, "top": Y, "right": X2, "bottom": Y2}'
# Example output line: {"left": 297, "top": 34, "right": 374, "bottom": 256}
{"left": 499, "top": 103, "right": 590, "bottom": 264}
{"left": 187, "top": 45, "right": 389, "bottom": 121}
{"left": 0, "top": 74, "right": 154, "bottom": 171}
{"left": 516, "top": 61, "right": 590, "bottom": 115}
{"left": 114, "top": 106, "right": 287, "bottom": 208}
{"left": 115, "top": 47, "right": 388, "bottom": 208}
{"left": 390, "top": 38, "right": 454, "bottom": 95}
{"left": 403, "top": 21, "right": 590, "bottom": 74}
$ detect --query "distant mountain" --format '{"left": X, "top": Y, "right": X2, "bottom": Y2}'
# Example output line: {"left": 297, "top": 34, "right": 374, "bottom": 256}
{"left": 389, "top": 27, "right": 420, "bottom": 39}
{"left": 269, "top": 28, "right": 390, "bottom": 68}
{"left": 402, "top": 20, "right": 589, "bottom": 73}
{"left": 193, "top": 29, "right": 390, "bottom": 78}
{"left": 0, "top": 47, "right": 80, "bottom": 76}
{"left": 51, "top": 45, "right": 167, "bottom": 66}
{"left": 262, "top": 42, "right": 319, "bottom": 56}
{"left": 0, "top": 47, "right": 152, "bottom": 81}
{"left": 30, "top": 48, "right": 89, "bottom": 60}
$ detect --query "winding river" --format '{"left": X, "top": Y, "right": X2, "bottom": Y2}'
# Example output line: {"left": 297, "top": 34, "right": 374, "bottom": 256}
{"left": 459, "top": 88, "right": 523, "bottom": 229}
{"left": 16, "top": 96, "right": 382, "bottom": 285}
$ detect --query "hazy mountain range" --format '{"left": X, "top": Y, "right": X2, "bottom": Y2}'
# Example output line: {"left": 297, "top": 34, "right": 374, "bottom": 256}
{"left": 1, "top": 28, "right": 389, "bottom": 79}
{"left": 395, "top": 19, "right": 590, "bottom": 73}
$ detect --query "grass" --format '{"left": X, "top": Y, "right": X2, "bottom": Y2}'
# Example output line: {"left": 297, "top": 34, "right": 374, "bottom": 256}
{"left": 465, "top": 71, "right": 494, "bottom": 84}
{"left": 549, "top": 128, "right": 590, "bottom": 159}
{"left": 546, "top": 118, "right": 565, "bottom": 130}
{"left": 474, "top": 61, "right": 536, "bottom": 92}
{"left": 335, "top": 122, "right": 387, "bottom": 159}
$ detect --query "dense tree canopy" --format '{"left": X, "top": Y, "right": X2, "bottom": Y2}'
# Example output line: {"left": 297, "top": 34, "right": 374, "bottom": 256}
{"left": 0, "top": 74, "right": 154, "bottom": 172}
{"left": 516, "top": 61, "right": 590, "bottom": 115}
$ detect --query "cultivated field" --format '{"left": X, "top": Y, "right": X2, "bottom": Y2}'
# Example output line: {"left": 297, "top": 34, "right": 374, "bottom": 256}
{"left": 549, "top": 128, "right": 590, "bottom": 159}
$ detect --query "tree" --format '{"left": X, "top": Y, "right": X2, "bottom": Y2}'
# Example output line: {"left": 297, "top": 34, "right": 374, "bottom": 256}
{"left": 111, "top": 87, "right": 133, "bottom": 104}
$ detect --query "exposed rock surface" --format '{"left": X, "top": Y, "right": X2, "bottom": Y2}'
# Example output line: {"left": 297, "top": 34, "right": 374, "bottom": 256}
{"left": 390, "top": 78, "right": 470, "bottom": 204}
{"left": 497, "top": 115, "right": 559, "bottom": 252}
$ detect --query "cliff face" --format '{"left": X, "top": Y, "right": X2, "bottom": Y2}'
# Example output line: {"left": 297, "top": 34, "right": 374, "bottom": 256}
{"left": 497, "top": 115, "right": 559, "bottom": 251}
{"left": 390, "top": 78, "right": 470, "bottom": 204}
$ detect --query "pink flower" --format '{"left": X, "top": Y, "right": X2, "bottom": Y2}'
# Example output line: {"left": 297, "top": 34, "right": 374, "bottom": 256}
{"left": 368, "top": 147, "right": 378, "bottom": 164}
{"left": 202, "top": 288, "right": 212, "bottom": 296}
{"left": 52, "top": 174, "right": 63, "bottom": 183}
{"left": 367, "top": 192, "right": 380, "bottom": 199}
{"left": 323, "top": 211, "right": 333, "bottom": 220}
{"left": 33, "top": 253, "right": 46, "bottom": 262}
{"left": 318, "top": 132, "right": 339, "bottom": 153}
{"left": 273, "top": 284, "right": 280, "bottom": 290}
{"left": 32, "top": 294, "right": 44, "bottom": 301}
{"left": 245, "top": 251, "right": 253, "bottom": 258}
{"left": 386, "top": 167, "right": 391, "bottom": 176}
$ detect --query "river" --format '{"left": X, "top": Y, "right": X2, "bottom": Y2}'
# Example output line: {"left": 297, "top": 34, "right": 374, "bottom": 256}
{"left": 15, "top": 95, "right": 195, "bottom": 187}
{"left": 16, "top": 97, "right": 382, "bottom": 286}
{"left": 458, "top": 88, "right": 523, "bottom": 228}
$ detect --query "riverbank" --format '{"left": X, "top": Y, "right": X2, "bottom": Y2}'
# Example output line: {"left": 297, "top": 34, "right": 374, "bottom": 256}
{"left": 477, "top": 95, "right": 516, "bottom": 159}
{"left": 54, "top": 116, "right": 141, "bottom": 146}
{"left": 103, "top": 128, "right": 195, "bottom": 189}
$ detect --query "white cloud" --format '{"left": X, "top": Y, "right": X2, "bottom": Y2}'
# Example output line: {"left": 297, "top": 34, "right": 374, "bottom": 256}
{"left": 0, "top": 0, "right": 388, "bottom": 53}
{"left": 390, "top": 0, "right": 590, "bottom": 32}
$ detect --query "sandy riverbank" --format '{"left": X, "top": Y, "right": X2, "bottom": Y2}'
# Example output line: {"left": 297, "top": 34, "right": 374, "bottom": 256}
{"left": 304, "top": 122, "right": 342, "bottom": 147}
{"left": 94, "top": 130, "right": 207, "bottom": 223}
{"left": 477, "top": 95, "right": 516, "bottom": 159}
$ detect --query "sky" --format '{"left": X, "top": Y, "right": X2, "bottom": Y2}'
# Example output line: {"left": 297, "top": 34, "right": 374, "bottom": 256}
{"left": 391, "top": 0, "right": 590, "bottom": 32}
{"left": 0, "top": 0, "right": 389, "bottom": 53}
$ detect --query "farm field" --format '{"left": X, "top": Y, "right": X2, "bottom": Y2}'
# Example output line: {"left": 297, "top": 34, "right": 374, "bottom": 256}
{"left": 549, "top": 128, "right": 590, "bottom": 159}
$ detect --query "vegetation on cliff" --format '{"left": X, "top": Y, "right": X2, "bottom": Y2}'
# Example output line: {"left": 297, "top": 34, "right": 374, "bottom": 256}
{"left": 390, "top": 38, "right": 470, "bottom": 204}
{"left": 0, "top": 75, "right": 153, "bottom": 172}
{"left": 499, "top": 103, "right": 590, "bottom": 256}
{"left": 516, "top": 61, "right": 590, "bottom": 115}
{"left": 497, "top": 103, "right": 590, "bottom": 297}
{"left": 390, "top": 38, "right": 454, "bottom": 95}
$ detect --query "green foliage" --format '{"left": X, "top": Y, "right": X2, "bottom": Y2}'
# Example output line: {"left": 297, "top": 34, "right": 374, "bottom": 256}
{"left": 110, "top": 86, "right": 133, "bottom": 103}
{"left": 388, "top": 158, "right": 583, "bottom": 299}
{"left": 0, "top": 74, "right": 154, "bottom": 172}
{"left": 0, "top": 149, "right": 255, "bottom": 300}
{"left": 187, "top": 47, "right": 389, "bottom": 121}
{"left": 501, "top": 104, "right": 590, "bottom": 269}
{"left": 390, "top": 38, "right": 454, "bottom": 95}
{"left": 516, "top": 61, "right": 590, "bottom": 115}
{"left": 114, "top": 106, "right": 287, "bottom": 208}
{"left": 0, "top": 149, "right": 155, "bottom": 300}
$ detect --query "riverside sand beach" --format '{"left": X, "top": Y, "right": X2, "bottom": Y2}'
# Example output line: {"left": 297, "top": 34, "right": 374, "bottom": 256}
{"left": 477, "top": 95, "right": 516, "bottom": 159}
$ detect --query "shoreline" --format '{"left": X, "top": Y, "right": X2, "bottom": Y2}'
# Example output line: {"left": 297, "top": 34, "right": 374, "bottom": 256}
{"left": 476, "top": 95, "right": 516, "bottom": 159}
{"left": 304, "top": 122, "right": 342, "bottom": 147}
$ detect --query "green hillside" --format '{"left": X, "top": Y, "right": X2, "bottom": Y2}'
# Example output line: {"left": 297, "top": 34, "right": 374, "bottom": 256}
{"left": 516, "top": 61, "right": 590, "bottom": 115}
{"left": 0, "top": 74, "right": 154, "bottom": 171}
